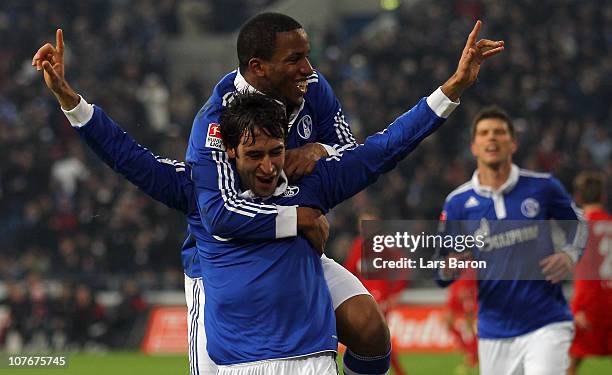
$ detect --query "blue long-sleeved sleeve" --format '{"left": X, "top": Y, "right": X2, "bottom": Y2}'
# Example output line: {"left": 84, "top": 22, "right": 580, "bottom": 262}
{"left": 309, "top": 97, "right": 446, "bottom": 211}
{"left": 309, "top": 72, "right": 357, "bottom": 152}
{"left": 547, "top": 177, "right": 587, "bottom": 262}
{"left": 76, "top": 106, "right": 196, "bottom": 215}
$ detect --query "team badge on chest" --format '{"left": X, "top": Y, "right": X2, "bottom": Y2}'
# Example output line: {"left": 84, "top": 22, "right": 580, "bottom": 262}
{"left": 297, "top": 115, "right": 313, "bottom": 140}
{"left": 282, "top": 186, "right": 300, "bottom": 197}
{"left": 520, "top": 198, "right": 540, "bottom": 218}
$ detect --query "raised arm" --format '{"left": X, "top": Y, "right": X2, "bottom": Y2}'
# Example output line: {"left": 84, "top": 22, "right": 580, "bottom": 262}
{"left": 68, "top": 100, "right": 195, "bottom": 214}
{"left": 309, "top": 20, "right": 503, "bottom": 211}
{"left": 33, "top": 29, "right": 194, "bottom": 213}
{"left": 34, "top": 30, "right": 294, "bottom": 239}
{"left": 311, "top": 89, "right": 454, "bottom": 210}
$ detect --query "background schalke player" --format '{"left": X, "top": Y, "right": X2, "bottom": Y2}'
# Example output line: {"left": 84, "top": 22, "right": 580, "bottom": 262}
{"left": 438, "top": 106, "right": 586, "bottom": 375}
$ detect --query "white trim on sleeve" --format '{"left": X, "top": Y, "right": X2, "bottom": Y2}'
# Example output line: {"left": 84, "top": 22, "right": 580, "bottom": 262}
{"left": 275, "top": 205, "right": 298, "bottom": 238}
{"left": 62, "top": 95, "right": 94, "bottom": 128}
{"left": 426, "top": 87, "right": 460, "bottom": 119}
{"left": 318, "top": 143, "right": 340, "bottom": 157}
{"left": 561, "top": 246, "right": 579, "bottom": 264}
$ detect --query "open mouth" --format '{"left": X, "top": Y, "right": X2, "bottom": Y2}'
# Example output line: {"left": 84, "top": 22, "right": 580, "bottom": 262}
{"left": 485, "top": 144, "right": 500, "bottom": 153}
{"left": 256, "top": 175, "right": 276, "bottom": 186}
{"left": 296, "top": 80, "right": 308, "bottom": 95}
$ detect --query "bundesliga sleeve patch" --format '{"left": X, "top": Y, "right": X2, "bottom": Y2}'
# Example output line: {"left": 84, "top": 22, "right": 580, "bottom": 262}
{"left": 206, "top": 123, "right": 225, "bottom": 150}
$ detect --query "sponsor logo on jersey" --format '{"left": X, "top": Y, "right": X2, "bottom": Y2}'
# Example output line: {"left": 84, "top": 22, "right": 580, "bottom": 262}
{"left": 464, "top": 196, "right": 480, "bottom": 208}
{"left": 282, "top": 185, "right": 300, "bottom": 197}
{"left": 520, "top": 198, "right": 540, "bottom": 218}
{"left": 476, "top": 218, "right": 540, "bottom": 252}
{"left": 206, "top": 123, "right": 225, "bottom": 150}
{"left": 297, "top": 115, "right": 312, "bottom": 140}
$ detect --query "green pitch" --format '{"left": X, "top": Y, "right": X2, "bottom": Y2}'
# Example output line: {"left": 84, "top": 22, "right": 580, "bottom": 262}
{"left": 1, "top": 352, "right": 609, "bottom": 374}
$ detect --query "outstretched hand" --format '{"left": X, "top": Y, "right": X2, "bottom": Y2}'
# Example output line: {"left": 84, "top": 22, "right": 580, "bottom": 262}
{"left": 32, "top": 29, "right": 79, "bottom": 110}
{"left": 441, "top": 20, "right": 504, "bottom": 101}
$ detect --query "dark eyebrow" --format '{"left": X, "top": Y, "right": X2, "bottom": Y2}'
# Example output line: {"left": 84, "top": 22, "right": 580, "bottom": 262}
{"left": 286, "top": 52, "right": 303, "bottom": 60}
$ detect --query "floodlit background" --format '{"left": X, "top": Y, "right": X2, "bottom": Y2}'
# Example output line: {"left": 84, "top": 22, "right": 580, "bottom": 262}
{"left": 0, "top": 0, "right": 610, "bottom": 373}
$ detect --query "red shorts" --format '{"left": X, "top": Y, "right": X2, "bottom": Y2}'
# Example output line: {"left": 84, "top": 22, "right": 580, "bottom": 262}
{"left": 570, "top": 320, "right": 612, "bottom": 357}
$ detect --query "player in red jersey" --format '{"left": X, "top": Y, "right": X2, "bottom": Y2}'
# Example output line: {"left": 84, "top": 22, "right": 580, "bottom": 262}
{"left": 568, "top": 172, "right": 612, "bottom": 375}
{"left": 444, "top": 268, "right": 478, "bottom": 370}
{"left": 344, "top": 213, "right": 409, "bottom": 375}
{"left": 441, "top": 206, "right": 478, "bottom": 371}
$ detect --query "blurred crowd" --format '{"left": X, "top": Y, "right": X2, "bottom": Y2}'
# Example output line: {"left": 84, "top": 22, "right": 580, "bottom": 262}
{"left": 0, "top": 277, "right": 146, "bottom": 350}
{"left": 0, "top": 0, "right": 610, "bottom": 349}
{"left": 318, "top": 0, "right": 611, "bottom": 257}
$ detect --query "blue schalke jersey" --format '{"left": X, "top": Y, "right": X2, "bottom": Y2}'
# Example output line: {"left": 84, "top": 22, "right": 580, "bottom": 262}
{"left": 68, "top": 90, "right": 452, "bottom": 364}
{"left": 440, "top": 166, "right": 586, "bottom": 339}
{"left": 183, "top": 70, "right": 357, "bottom": 278}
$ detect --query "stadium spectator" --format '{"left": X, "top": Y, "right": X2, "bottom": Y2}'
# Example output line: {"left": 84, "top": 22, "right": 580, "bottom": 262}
{"left": 68, "top": 285, "right": 107, "bottom": 349}
{"left": 49, "top": 283, "right": 74, "bottom": 350}
{"left": 108, "top": 279, "right": 148, "bottom": 348}
{"left": 0, "top": 282, "right": 31, "bottom": 350}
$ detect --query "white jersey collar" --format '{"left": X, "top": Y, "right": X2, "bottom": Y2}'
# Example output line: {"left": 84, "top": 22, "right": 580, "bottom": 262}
{"left": 233, "top": 69, "right": 305, "bottom": 127}
{"left": 238, "top": 170, "right": 289, "bottom": 200}
{"left": 471, "top": 164, "right": 520, "bottom": 197}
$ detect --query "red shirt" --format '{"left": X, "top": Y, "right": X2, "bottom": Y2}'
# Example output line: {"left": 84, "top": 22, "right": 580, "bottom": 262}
{"left": 344, "top": 237, "right": 408, "bottom": 305}
{"left": 572, "top": 210, "right": 612, "bottom": 322}
{"left": 447, "top": 269, "right": 478, "bottom": 315}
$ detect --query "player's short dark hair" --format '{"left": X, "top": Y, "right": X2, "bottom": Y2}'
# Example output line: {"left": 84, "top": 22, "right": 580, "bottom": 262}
{"left": 237, "top": 12, "right": 303, "bottom": 71}
{"left": 574, "top": 171, "right": 606, "bottom": 204}
{"left": 219, "top": 91, "right": 288, "bottom": 150}
{"left": 471, "top": 105, "right": 515, "bottom": 140}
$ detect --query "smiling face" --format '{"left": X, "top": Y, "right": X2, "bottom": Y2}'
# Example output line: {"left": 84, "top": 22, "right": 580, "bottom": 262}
{"left": 255, "top": 28, "right": 313, "bottom": 107}
{"left": 228, "top": 127, "right": 286, "bottom": 198}
{"left": 471, "top": 118, "right": 517, "bottom": 170}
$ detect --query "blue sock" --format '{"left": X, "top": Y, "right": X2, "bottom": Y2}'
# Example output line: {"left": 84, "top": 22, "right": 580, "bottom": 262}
{"left": 343, "top": 348, "right": 391, "bottom": 375}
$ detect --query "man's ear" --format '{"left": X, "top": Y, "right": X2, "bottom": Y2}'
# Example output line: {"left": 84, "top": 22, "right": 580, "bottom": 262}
{"left": 510, "top": 139, "right": 518, "bottom": 155}
{"left": 227, "top": 147, "right": 237, "bottom": 159}
{"left": 248, "top": 58, "right": 267, "bottom": 78}
{"left": 470, "top": 141, "right": 477, "bottom": 157}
